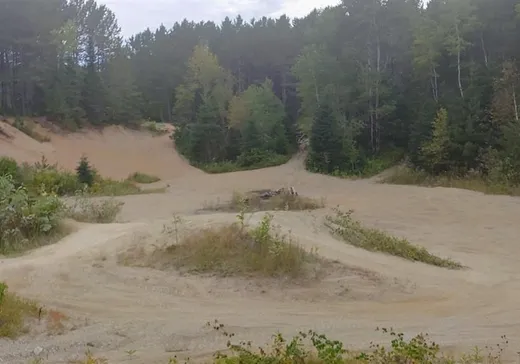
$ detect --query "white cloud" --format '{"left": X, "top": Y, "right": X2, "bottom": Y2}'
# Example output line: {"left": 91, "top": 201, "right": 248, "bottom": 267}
{"left": 99, "top": 0, "right": 340, "bottom": 37}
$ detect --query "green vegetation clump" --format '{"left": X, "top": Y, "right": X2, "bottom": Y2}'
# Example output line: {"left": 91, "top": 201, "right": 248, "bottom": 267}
{"left": 76, "top": 155, "right": 95, "bottom": 187}
{"left": 13, "top": 117, "right": 50, "bottom": 143}
{"left": 139, "top": 213, "right": 318, "bottom": 279}
{"left": 382, "top": 165, "right": 520, "bottom": 196}
{"left": 200, "top": 152, "right": 291, "bottom": 174}
{"left": 0, "top": 156, "right": 163, "bottom": 198}
{"left": 325, "top": 207, "right": 462, "bottom": 269}
{"left": 0, "top": 174, "right": 66, "bottom": 255}
{"left": 127, "top": 171, "right": 161, "bottom": 184}
{"left": 0, "top": 282, "right": 39, "bottom": 338}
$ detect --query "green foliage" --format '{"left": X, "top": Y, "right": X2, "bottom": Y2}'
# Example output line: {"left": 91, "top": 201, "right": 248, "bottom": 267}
{"left": 146, "top": 212, "right": 318, "bottom": 279}
{"left": 1, "top": 0, "right": 520, "bottom": 187}
{"left": 324, "top": 207, "right": 462, "bottom": 269}
{"left": 0, "top": 282, "right": 39, "bottom": 338}
{"left": 0, "top": 157, "right": 20, "bottom": 180}
{"left": 420, "top": 108, "right": 451, "bottom": 174}
{"left": 127, "top": 172, "right": 161, "bottom": 184}
{"left": 208, "top": 321, "right": 506, "bottom": 364}
{"left": 381, "top": 165, "right": 520, "bottom": 197}
{"left": 76, "top": 156, "right": 95, "bottom": 187}
{"left": 199, "top": 153, "right": 291, "bottom": 173}
{"left": 0, "top": 282, "right": 6, "bottom": 304}
{"left": 0, "top": 175, "right": 65, "bottom": 254}
{"left": 29, "top": 168, "right": 81, "bottom": 196}
{"left": 307, "top": 103, "right": 348, "bottom": 174}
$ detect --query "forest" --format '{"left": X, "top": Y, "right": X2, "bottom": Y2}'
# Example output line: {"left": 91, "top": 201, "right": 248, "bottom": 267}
{"left": 2, "top": 0, "right": 520, "bottom": 184}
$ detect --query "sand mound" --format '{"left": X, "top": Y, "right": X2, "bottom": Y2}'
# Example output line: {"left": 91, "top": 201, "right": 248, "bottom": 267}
{"left": 0, "top": 122, "right": 201, "bottom": 180}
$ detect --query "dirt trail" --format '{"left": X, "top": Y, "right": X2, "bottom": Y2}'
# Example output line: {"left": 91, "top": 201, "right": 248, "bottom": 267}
{"left": 2, "top": 125, "right": 520, "bottom": 363}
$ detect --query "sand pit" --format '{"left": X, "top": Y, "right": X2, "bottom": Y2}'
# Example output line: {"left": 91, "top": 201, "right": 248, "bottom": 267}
{"left": 2, "top": 123, "right": 520, "bottom": 363}
{"left": 0, "top": 121, "right": 200, "bottom": 180}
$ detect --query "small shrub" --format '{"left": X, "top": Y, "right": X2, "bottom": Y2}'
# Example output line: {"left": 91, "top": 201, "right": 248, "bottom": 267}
{"left": 0, "top": 156, "right": 21, "bottom": 182}
{"left": 325, "top": 207, "right": 463, "bottom": 269}
{"left": 76, "top": 155, "right": 95, "bottom": 187}
{"left": 0, "top": 175, "right": 65, "bottom": 254}
{"left": 89, "top": 178, "right": 142, "bottom": 196}
{"left": 66, "top": 191, "right": 124, "bottom": 223}
{"left": 200, "top": 153, "right": 291, "bottom": 174}
{"left": 0, "top": 282, "right": 39, "bottom": 338}
{"left": 28, "top": 168, "right": 81, "bottom": 196}
{"left": 148, "top": 213, "right": 317, "bottom": 279}
{"left": 127, "top": 172, "right": 161, "bottom": 184}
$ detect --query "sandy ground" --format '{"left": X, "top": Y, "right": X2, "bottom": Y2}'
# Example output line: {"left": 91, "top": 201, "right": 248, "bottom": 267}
{"left": 2, "top": 123, "right": 520, "bottom": 363}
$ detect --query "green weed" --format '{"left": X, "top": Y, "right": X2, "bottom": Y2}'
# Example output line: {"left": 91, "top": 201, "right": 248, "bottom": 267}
{"left": 324, "top": 207, "right": 463, "bottom": 269}
{"left": 127, "top": 172, "right": 161, "bottom": 184}
{"left": 381, "top": 166, "right": 520, "bottom": 196}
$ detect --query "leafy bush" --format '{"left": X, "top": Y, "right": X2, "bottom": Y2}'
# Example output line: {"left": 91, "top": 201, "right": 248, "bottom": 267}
{"left": 0, "top": 157, "right": 20, "bottom": 181}
{"left": 27, "top": 168, "right": 81, "bottom": 196}
{"left": 0, "top": 175, "right": 65, "bottom": 254}
{"left": 324, "top": 207, "right": 462, "bottom": 269}
{"left": 127, "top": 172, "right": 161, "bottom": 184}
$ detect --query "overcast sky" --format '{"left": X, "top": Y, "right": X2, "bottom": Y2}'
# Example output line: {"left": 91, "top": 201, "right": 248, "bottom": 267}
{"left": 99, "top": 0, "right": 341, "bottom": 38}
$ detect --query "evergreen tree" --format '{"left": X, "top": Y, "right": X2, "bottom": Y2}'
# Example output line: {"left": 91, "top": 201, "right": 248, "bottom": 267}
{"left": 307, "top": 103, "right": 343, "bottom": 174}
{"left": 76, "top": 156, "right": 95, "bottom": 187}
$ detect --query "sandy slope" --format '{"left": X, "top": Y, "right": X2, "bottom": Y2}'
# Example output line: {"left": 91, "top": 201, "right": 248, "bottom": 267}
{"left": 2, "top": 125, "right": 520, "bottom": 363}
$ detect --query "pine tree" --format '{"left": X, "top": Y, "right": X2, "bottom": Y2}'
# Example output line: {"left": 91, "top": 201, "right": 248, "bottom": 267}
{"left": 307, "top": 103, "right": 343, "bottom": 174}
{"left": 76, "top": 156, "right": 94, "bottom": 187}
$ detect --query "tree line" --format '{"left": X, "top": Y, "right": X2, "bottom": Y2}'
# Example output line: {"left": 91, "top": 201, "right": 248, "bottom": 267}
{"left": 2, "top": 0, "right": 520, "bottom": 181}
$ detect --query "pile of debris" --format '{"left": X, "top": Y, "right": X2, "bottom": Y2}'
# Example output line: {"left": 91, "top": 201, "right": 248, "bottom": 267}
{"left": 252, "top": 186, "right": 298, "bottom": 200}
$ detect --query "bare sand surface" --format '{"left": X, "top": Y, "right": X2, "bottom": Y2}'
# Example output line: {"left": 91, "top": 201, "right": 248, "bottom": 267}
{"left": 1, "top": 123, "right": 520, "bottom": 363}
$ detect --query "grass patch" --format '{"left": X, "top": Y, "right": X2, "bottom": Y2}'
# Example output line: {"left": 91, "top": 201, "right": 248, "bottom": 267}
{"left": 12, "top": 117, "right": 51, "bottom": 143}
{"left": 199, "top": 154, "right": 291, "bottom": 174}
{"left": 139, "top": 213, "right": 319, "bottom": 279}
{"left": 204, "top": 190, "right": 325, "bottom": 212}
{"left": 66, "top": 193, "right": 124, "bottom": 223}
{"left": 0, "top": 283, "right": 39, "bottom": 338}
{"left": 0, "top": 222, "right": 74, "bottom": 257}
{"left": 381, "top": 165, "right": 520, "bottom": 196}
{"left": 325, "top": 207, "right": 462, "bottom": 269}
{"left": 127, "top": 172, "right": 161, "bottom": 184}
